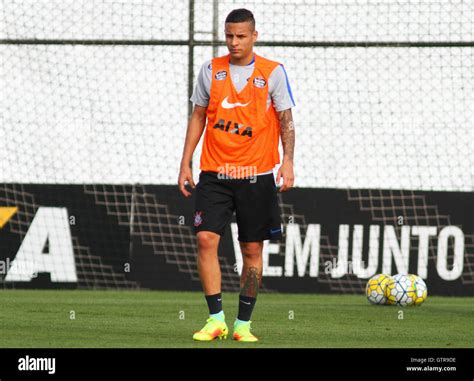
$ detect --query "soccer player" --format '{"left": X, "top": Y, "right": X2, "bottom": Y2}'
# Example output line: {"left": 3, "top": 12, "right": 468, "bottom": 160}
{"left": 178, "top": 8, "right": 296, "bottom": 342}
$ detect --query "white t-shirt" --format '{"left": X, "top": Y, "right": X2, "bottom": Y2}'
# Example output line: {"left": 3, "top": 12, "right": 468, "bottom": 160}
{"left": 191, "top": 55, "right": 296, "bottom": 112}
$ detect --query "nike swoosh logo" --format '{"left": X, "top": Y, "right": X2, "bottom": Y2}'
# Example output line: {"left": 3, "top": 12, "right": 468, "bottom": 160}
{"left": 270, "top": 228, "right": 282, "bottom": 234}
{"left": 240, "top": 300, "right": 251, "bottom": 305}
{"left": 221, "top": 96, "right": 251, "bottom": 109}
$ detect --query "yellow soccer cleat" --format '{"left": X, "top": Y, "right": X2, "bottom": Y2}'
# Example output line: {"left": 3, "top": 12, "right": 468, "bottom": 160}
{"left": 193, "top": 317, "right": 228, "bottom": 341}
{"left": 232, "top": 320, "right": 259, "bottom": 342}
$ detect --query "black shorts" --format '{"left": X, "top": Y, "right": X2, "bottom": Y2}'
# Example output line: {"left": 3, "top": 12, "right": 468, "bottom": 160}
{"left": 193, "top": 171, "right": 283, "bottom": 242}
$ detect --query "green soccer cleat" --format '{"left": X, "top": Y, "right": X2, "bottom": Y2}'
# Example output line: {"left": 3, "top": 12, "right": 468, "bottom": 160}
{"left": 193, "top": 316, "right": 228, "bottom": 341}
{"left": 232, "top": 320, "right": 259, "bottom": 342}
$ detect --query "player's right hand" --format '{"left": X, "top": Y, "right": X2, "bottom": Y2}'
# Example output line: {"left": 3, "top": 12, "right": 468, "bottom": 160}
{"left": 178, "top": 165, "right": 195, "bottom": 197}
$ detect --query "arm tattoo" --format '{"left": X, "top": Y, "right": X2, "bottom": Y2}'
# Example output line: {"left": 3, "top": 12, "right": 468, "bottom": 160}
{"left": 278, "top": 109, "right": 295, "bottom": 162}
{"left": 240, "top": 266, "right": 262, "bottom": 298}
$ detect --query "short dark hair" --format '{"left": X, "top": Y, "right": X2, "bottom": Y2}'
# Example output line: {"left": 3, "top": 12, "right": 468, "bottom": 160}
{"left": 225, "top": 8, "right": 255, "bottom": 30}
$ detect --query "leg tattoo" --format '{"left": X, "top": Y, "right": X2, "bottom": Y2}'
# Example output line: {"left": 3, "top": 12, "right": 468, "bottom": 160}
{"left": 240, "top": 266, "right": 262, "bottom": 298}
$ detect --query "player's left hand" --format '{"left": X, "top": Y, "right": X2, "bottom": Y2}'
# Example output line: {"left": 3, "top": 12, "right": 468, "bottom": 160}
{"left": 276, "top": 160, "right": 294, "bottom": 192}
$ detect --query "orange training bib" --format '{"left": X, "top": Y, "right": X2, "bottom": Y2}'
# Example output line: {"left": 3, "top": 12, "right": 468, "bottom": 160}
{"left": 200, "top": 54, "right": 281, "bottom": 178}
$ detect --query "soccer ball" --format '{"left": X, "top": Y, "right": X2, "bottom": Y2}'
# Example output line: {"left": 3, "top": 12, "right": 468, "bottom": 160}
{"left": 385, "top": 274, "right": 417, "bottom": 306}
{"left": 366, "top": 274, "right": 391, "bottom": 305}
{"left": 409, "top": 274, "right": 428, "bottom": 306}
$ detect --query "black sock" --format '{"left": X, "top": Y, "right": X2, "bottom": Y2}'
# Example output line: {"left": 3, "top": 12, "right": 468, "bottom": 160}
{"left": 237, "top": 295, "right": 256, "bottom": 321}
{"left": 205, "top": 293, "right": 222, "bottom": 315}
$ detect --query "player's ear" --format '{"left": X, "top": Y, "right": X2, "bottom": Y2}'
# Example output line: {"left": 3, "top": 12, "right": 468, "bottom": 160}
{"left": 253, "top": 30, "right": 258, "bottom": 42}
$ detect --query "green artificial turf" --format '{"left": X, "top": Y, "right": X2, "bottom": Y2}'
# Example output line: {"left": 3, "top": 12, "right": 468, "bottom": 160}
{"left": 1, "top": 290, "right": 472, "bottom": 348}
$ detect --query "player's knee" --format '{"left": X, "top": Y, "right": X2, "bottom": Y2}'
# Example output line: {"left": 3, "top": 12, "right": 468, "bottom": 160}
{"left": 242, "top": 251, "right": 261, "bottom": 261}
{"left": 197, "top": 231, "right": 220, "bottom": 252}
{"left": 240, "top": 243, "right": 263, "bottom": 260}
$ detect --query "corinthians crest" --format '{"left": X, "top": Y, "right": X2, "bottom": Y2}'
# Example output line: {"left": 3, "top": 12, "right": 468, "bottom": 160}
{"left": 193, "top": 211, "right": 203, "bottom": 227}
